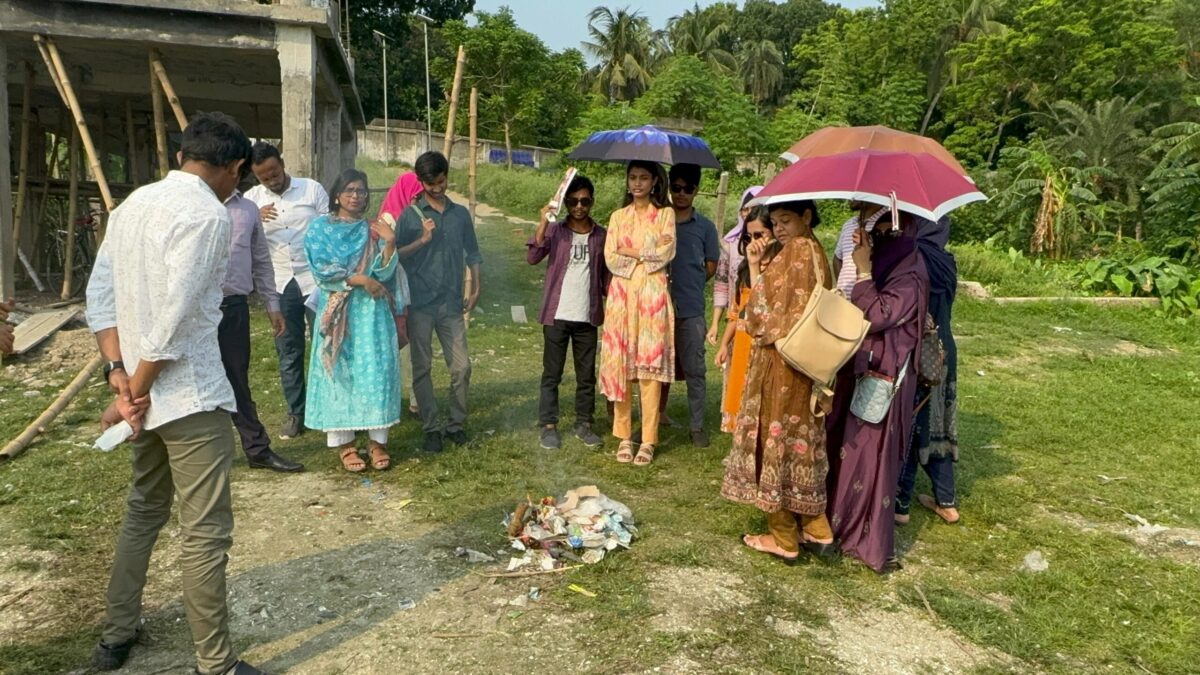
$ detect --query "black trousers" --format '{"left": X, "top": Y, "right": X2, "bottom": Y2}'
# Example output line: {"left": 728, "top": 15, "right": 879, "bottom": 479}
{"left": 274, "top": 279, "right": 314, "bottom": 418}
{"left": 218, "top": 296, "right": 271, "bottom": 460}
{"left": 538, "top": 320, "right": 598, "bottom": 427}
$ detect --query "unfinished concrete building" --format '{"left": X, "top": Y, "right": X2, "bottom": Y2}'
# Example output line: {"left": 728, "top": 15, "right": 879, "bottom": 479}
{"left": 0, "top": 0, "right": 365, "bottom": 298}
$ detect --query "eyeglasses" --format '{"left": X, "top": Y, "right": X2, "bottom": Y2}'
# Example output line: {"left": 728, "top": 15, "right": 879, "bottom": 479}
{"left": 565, "top": 197, "right": 594, "bottom": 207}
{"left": 670, "top": 184, "right": 697, "bottom": 195}
{"left": 340, "top": 188, "right": 368, "bottom": 197}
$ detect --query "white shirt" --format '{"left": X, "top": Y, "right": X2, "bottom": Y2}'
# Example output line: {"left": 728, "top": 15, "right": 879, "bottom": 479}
{"left": 555, "top": 231, "right": 592, "bottom": 323}
{"left": 86, "top": 171, "right": 237, "bottom": 430}
{"left": 244, "top": 176, "right": 329, "bottom": 296}
{"left": 834, "top": 208, "right": 888, "bottom": 296}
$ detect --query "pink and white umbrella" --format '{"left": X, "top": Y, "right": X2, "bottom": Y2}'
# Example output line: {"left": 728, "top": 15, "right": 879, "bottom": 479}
{"left": 751, "top": 150, "right": 986, "bottom": 221}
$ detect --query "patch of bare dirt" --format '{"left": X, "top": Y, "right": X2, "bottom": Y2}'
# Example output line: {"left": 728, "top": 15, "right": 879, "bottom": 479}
{"left": 1048, "top": 508, "right": 1200, "bottom": 567}
{"left": 448, "top": 190, "right": 536, "bottom": 226}
{"left": 1109, "top": 339, "right": 1162, "bottom": 357}
{"left": 647, "top": 566, "right": 751, "bottom": 634}
{"left": 808, "top": 605, "right": 1016, "bottom": 674}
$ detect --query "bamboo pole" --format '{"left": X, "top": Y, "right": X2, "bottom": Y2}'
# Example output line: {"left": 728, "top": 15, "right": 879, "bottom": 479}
{"left": 36, "top": 124, "right": 64, "bottom": 227}
{"left": 468, "top": 87, "right": 478, "bottom": 222}
{"left": 125, "top": 100, "right": 139, "bottom": 185}
{"left": 149, "top": 49, "right": 188, "bottom": 130}
{"left": 714, "top": 171, "right": 730, "bottom": 236}
{"left": 62, "top": 126, "right": 80, "bottom": 299}
{"left": 12, "top": 62, "right": 33, "bottom": 254}
{"left": 150, "top": 54, "right": 169, "bottom": 179}
{"left": 442, "top": 45, "right": 466, "bottom": 161}
{"left": 0, "top": 355, "right": 103, "bottom": 461}
{"left": 32, "top": 38, "right": 67, "bottom": 107}
{"left": 36, "top": 36, "right": 115, "bottom": 213}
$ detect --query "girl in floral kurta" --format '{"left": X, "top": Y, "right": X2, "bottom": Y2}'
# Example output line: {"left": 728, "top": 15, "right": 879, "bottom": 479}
{"left": 305, "top": 170, "right": 403, "bottom": 473}
{"left": 600, "top": 160, "right": 675, "bottom": 465}
{"left": 721, "top": 200, "right": 834, "bottom": 564}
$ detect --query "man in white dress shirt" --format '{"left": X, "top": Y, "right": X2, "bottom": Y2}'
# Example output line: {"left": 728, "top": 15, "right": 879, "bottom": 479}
{"left": 244, "top": 142, "right": 329, "bottom": 440}
{"left": 85, "top": 112, "right": 265, "bottom": 674}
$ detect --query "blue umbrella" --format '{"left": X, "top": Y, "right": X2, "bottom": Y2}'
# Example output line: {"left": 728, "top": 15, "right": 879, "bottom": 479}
{"left": 568, "top": 125, "right": 721, "bottom": 168}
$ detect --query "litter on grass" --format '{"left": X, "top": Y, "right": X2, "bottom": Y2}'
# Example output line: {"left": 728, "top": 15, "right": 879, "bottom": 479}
{"left": 502, "top": 485, "right": 637, "bottom": 571}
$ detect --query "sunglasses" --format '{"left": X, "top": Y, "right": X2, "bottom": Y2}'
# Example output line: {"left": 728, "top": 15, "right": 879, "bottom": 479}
{"left": 670, "top": 184, "right": 697, "bottom": 195}
{"left": 565, "top": 197, "right": 594, "bottom": 208}
{"left": 750, "top": 231, "right": 769, "bottom": 240}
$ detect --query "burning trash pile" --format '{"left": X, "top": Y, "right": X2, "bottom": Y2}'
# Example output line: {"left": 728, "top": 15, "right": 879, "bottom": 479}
{"left": 503, "top": 485, "right": 637, "bottom": 571}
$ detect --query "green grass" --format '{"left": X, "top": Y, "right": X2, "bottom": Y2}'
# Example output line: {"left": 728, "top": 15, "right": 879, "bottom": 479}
{"left": 1, "top": 165, "right": 1198, "bottom": 673}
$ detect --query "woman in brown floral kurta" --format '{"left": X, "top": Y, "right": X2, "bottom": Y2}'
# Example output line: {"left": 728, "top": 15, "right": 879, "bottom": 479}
{"left": 721, "top": 201, "right": 834, "bottom": 563}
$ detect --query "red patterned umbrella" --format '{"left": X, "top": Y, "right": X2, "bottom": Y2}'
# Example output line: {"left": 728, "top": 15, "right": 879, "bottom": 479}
{"left": 752, "top": 150, "right": 986, "bottom": 221}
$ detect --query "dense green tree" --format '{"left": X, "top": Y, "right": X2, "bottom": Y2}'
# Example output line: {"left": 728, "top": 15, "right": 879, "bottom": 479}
{"left": 634, "top": 55, "right": 727, "bottom": 123}
{"left": 435, "top": 9, "right": 585, "bottom": 162}
{"left": 346, "top": 0, "right": 474, "bottom": 124}
{"left": 738, "top": 39, "right": 785, "bottom": 106}
{"left": 667, "top": 3, "right": 737, "bottom": 76}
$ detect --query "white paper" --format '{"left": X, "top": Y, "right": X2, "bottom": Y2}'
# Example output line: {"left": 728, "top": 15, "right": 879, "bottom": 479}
{"left": 94, "top": 421, "right": 133, "bottom": 452}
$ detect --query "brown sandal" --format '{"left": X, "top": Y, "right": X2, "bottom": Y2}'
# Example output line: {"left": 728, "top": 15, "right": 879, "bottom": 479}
{"left": 339, "top": 444, "right": 366, "bottom": 473}
{"left": 918, "top": 494, "right": 960, "bottom": 523}
{"left": 633, "top": 443, "right": 655, "bottom": 466}
{"left": 616, "top": 440, "right": 635, "bottom": 463}
{"left": 367, "top": 442, "right": 391, "bottom": 471}
{"left": 741, "top": 533, "right": 799, "bottom": 565}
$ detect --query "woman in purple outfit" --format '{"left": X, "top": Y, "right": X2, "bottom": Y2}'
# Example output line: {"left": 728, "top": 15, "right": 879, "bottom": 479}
{"left": 825, "top": 210, "right": 929, "bottom": 573}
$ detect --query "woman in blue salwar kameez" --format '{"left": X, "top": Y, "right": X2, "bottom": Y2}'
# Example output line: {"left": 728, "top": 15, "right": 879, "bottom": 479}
{"left": 305, "top": 169, "right": 404, "bottom": 472}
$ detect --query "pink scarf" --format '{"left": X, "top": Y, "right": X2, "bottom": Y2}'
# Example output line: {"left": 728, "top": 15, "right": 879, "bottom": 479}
{"left": 377, "top": 171, "right": 423, "bottom": 224}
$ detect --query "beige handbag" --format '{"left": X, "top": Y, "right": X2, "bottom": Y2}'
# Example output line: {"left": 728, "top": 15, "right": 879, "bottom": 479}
{"left": 775, "top": 246, "right": 871, "bottom": 416}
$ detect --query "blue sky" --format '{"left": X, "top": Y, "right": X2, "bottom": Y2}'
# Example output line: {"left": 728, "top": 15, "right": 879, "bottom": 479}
{"left": 470, "top": 1, "right": 882, "bottom": 55}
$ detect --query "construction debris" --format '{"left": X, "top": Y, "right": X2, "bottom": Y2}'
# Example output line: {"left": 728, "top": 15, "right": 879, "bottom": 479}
{"left": 503, "top": 485, "right": 637, "bottom": 572}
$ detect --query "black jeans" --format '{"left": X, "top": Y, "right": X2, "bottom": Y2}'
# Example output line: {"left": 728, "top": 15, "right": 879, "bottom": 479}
{"left": 217, "top": 296, "right": 270, "bottom": 460}
{"left": 538, "top": 320, "right": 598, "bottom": 427}
{"left": 274, "top": 279, "right": 314, "bottom": 418}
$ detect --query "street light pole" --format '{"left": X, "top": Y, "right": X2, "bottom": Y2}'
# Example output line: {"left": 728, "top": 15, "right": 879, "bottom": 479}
{"left": 414, "top": 13, "right": 434, "bottom": 153}
{"left": 372, "top": 29, "right": 391, "bottom": 164}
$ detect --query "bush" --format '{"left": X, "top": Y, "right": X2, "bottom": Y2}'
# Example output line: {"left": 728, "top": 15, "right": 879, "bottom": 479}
{"left": 1075, "top": 242, "right": 1200, "bottom": 316}
{"left": 951, "top": 240, "right": 1083, "bottom": 297}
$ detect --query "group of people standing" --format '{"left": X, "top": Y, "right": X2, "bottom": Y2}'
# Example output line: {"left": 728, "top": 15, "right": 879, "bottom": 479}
{"left": 529, "top": 162, "right": 961, "bottom": 574}
{"left": 82, "top": 111, "right": 483, "bottom": 674}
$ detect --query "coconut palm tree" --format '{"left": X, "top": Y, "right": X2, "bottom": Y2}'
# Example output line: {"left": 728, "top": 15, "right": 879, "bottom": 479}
{"left": 667, "top": 2, "right": 736, "bottom": 76}
{"left": 920, "top": 0, "right": 1005, "bottom": 134}
{"left": 738, "top": 39, "right": 784, "bottom": 106}
{"left": 583, "top": 6, "right": 657, "bottom": 102}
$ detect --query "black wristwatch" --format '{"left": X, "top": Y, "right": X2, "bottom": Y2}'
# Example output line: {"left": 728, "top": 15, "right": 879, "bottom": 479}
{"left": 103, "top": 360, "right": 126, "bottom": 383}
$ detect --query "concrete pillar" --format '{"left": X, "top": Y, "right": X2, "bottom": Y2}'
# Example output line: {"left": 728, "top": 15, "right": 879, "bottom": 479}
{"left": 317, "top": 101, "right": 340, "bottom": 187}
{"left": 276, "top": 25, "right": 316, "bottom": 179}
{"left": 340, "top": 109, "right": 357, "bottom": 176}
{"left": 1, "top": 38, "right": 16, "bottom": 298}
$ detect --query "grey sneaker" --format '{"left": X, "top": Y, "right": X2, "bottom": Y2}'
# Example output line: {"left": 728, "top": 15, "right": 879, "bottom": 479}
{"left": 690, "top": 428, "right": 710, "bottom": 448}
{"left": 574, "top": 423, "right": 603, "bottom": 449}
{"left": 539, "top": 426, "right": 561, "bottom": 450}
{"left": 279, "top": 415, "right": 304, "bottom": 440}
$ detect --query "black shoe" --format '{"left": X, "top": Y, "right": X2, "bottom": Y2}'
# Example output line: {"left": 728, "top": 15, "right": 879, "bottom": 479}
{"left": 539, "top": 426, "right": 561, "bottom": 450}
{"left": 92, "top": 629, "right": 140, "bottom": 671}
{"left": 446, "top": 429, "right": 470, "bottom": 446}
{"left": 802, "top": 540, "right": 837, "bottom": 560}
{"left": 574, "top": 423, "right": 602, "bottom": 449}
{"left": 279, "top": 415, "right": 304, "bottom": 440}
{"left": 247, "top": 450, "right": 305, "bottom": 473}
{"left": 690, "top": 428, "right": 710, "bottom": 448}
{"left": 422, "top": 432, "right": 444, "bottom": 453}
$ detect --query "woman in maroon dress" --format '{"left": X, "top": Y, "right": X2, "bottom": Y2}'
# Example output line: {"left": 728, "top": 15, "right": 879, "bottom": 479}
{"left": 826, "top": 210, "right": 928, "bottom": 572}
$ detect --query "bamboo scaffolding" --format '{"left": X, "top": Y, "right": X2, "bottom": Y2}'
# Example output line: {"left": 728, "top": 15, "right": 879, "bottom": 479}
{"left": 150, "top": 56, "right": 169, "bottom": 179}
{"left": 61, "top": 126, "right": 79, "bottom": 299}
{"left": 36, "top": 36, "right": 115, "bottom": 215}
{"left": 12, "top": 62, "right": 33, "bottom": 252}
{"left": 468, "top": 87, "right": 478, "bottom": 222}
{"left": 36, "top": 124, "right": 65, "bottom": 227}
{"left": 149, "top": 49, "right": 188, "bottom": 130}
{"left": 442, "top": 45, "right": 465, "bottom": 161}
